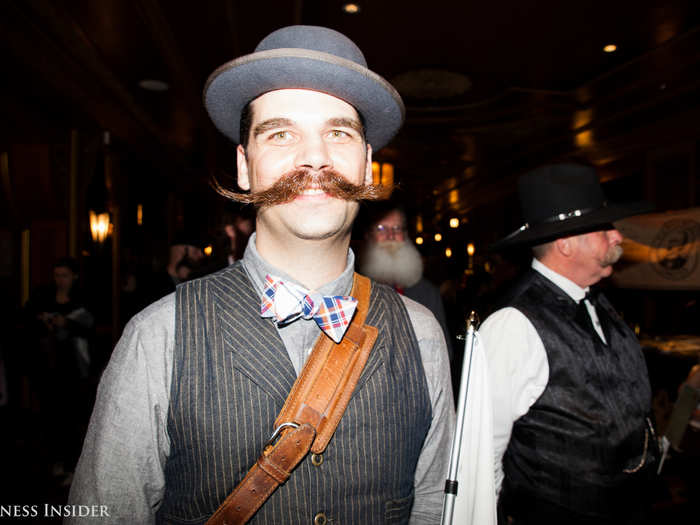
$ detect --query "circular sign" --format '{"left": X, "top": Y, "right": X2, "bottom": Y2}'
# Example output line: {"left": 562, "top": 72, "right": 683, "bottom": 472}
{"left": 650, "top": 219, "right": 699, "bottom": 280}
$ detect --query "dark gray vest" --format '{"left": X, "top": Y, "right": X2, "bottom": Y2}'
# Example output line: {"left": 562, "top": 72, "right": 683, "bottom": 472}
{"left": 156, "top": 263, "right": 432, "bottom": 524}
{"left": 501, "top": 270, "right": 654, "bottom": 520}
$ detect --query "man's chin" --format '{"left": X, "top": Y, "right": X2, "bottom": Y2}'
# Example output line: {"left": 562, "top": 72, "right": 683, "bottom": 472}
{"left": 288, "top": 214, "right": 356, "bottom": 241}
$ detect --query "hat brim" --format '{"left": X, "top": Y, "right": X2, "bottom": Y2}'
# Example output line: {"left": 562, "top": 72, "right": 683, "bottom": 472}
{"left": 203, "top": 48, "right": 405, "bottom": 150}
{"left": 490, "top": 200, "right": 654, "bottom": 251}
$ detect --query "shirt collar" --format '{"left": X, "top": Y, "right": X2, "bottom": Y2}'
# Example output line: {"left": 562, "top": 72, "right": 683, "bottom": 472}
{"left": 241, "top": 232, "right": 355, "bottom": 297}
{"left": 531, "top": 257, "right": 589, "bottom": 303}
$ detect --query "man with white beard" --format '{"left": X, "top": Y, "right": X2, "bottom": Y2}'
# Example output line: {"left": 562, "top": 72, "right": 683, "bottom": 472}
{"left": 359, "top": 205, "right": 452, "bottom": 362}
{"left": 482, "top": 164, "right": 657, "bottom": 525}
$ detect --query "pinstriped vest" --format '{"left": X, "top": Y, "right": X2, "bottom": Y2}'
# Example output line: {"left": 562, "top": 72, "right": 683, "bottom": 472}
{"left": 156, "top": 263, "right": 432, "bottom": 525}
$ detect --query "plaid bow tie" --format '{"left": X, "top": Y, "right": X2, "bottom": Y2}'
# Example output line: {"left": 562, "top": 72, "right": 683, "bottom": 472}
{"left": 260, "top": 274, "right": 358, "bottom": 343}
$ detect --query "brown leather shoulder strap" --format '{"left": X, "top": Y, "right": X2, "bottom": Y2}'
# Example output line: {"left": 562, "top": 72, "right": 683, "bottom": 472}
{"left": 206, "top": 273, "right": 377, "bottom": 525}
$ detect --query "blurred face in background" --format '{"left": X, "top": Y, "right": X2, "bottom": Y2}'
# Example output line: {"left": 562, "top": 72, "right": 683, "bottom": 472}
{"left": 369, "top": 209, "right": 407, "bottom": 245}
{"left": 361, "top": 209, "right": 423, "bottom": 288}
{"left": 54, "top": 265, "right": 77, "bottom": 294}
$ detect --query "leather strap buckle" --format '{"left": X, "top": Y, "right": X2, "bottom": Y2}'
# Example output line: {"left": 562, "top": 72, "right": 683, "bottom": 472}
{"left": 266, "top": 422, "right": 299, "bottom": 448}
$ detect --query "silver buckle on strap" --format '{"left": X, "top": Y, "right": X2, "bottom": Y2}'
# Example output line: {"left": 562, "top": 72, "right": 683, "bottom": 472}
{"left": 266, "top": 422, "right": 299, "bottom": 447}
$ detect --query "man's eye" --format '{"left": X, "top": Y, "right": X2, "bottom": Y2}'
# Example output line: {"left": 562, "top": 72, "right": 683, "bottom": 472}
{"left": 329, "top": 130, "right": 350, "bottom": 139}
{"left": 270, "top": 131, "right": 291, "bottom": 141}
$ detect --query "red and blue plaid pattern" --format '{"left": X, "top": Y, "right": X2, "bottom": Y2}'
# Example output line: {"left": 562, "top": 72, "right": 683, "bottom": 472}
{"left": 261, "top": 274, "right": 357, "bottom": 343}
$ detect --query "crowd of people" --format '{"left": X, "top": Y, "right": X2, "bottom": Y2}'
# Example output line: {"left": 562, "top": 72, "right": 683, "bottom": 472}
{"left": 1, "top": 24, "right": 697, "bottom": 525}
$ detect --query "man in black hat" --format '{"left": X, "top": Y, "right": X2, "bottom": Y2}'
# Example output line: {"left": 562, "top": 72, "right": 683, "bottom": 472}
{"left": 482, "top": 163, "right": 657, "bottom": 525}
{"left": 68, "top": 26, "right": 459, "bottom": 524}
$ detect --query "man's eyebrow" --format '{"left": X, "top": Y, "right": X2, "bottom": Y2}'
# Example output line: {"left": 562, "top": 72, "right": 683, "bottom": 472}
{"left": 328, "top": 117, "right": 363, "bottom": 135}
{"left": 252, "top": 118, "right": 294, "bottom": 138}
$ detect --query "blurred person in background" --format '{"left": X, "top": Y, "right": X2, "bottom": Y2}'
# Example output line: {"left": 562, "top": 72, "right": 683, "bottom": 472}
{"left": 147, "top": 233, "right": 205, "bottom": 302}
{"left": 193, "top": 205, "right": 255, "bottom": 278}
{"left": 23, "top": 256, "right": 94, "bottom": 484}
{"left": 358, "top": 201, "right": 453, "bottom": 363}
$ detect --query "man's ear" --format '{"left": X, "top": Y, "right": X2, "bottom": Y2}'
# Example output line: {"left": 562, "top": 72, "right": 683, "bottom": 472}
{"left": 364, "top": 143, "right": 373, "bottom": 186}
{"left": 555, "top": 236, "right": 573, "bottom": 257}
{"left": 236, "top": 145, "right": 250, "bottom": 190}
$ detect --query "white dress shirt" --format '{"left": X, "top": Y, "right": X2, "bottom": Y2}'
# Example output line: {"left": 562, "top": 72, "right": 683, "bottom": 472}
{"left": 480, "top": 258, "right": 606, "bottom": 493}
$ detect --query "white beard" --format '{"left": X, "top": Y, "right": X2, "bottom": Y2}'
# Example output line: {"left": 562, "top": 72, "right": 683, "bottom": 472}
{"left": 359, "top": 240, "right": 423, "bottom": 288}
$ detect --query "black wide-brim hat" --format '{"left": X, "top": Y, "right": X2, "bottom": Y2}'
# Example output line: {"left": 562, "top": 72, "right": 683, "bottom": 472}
{"left": 490, "top": 163, "right": 653, "bottom": 250}
{"left": 203, "top": 25, "right": 405, "bottom": 150}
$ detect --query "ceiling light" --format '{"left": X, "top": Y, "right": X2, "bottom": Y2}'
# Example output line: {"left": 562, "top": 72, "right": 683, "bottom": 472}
{"left": 467, "top": 243, "right": 475, "bottom": 256}
{"left": 415, "top": 236, "right": 424, "bottom": 245}
{"left": 445, "top": 247, "right": 452, "bottom": 258}
{"left": 603, "top": 44, "right": 617, "bottom": 53}
{"left": 342, "top": 3, "right": 360, "bottom": 14}
{"left": 434, "top": 233, "right": 442, "bottom": 242}
{"left": 449, "top": 218, "right": 459, "bottom": 228}
{"left": 138, "top": 79, "right": 169, "bottom": 92}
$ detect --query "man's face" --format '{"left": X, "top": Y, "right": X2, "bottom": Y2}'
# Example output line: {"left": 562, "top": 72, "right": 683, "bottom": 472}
{"left": 571, "top": 228, "right": 624, "bottom": 286}
{"left": 236, "top": 89, "right": 372, "bottom": 242}
{"left": 369, "top": 210, "right": 407, "bottom": 244}
{"left": 185, "top": 245, "right": 204, "bottom": 262}
{"left": 54, "top": 266, "right": 76, "bottom": 292}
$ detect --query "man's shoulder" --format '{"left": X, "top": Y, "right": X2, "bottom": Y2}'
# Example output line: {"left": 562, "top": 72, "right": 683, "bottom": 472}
{"left": 363, "top": 277, "right": 442, "bottom": 338}
{"left": 183, "top": 261, "right": 246, "bottom": 287}
{"left": 399, "top": 294, "right": 444, "bottom": 341}
{"left": 129, "top": 292, "right": 176, "bottom": 331}
{"left": 400, "top": 293, "right": 434, "bottom": 318}
{"left": 491, "top": 269, "right": 538, "bottom": 307}
{"left": 482, "top": 306, "right": 532, "bottom": 333}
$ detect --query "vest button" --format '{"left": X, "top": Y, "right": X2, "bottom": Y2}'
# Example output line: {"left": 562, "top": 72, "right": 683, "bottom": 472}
{"left": 311, "top": 453, "right": 323, "bottom": 466}
{"left": 313, "top": 512, "right": 328, "bottom": 525}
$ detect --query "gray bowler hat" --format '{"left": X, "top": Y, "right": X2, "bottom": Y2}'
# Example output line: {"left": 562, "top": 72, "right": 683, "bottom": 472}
{"left": 203, "top": 25, "right": 405, "bottom": 150}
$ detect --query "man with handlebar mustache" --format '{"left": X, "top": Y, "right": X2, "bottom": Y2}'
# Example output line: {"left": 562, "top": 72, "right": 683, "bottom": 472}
{"left": 68, "top": 26, "right": 459, "bottom": 524}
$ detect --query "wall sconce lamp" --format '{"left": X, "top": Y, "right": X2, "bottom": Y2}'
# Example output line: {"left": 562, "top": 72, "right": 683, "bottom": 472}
{"left": 372, "top": 161, "right": 395, "bottom": 191}
{"left": 89, "top": 210, "right": 111, "bottom": 243}
{"left": 466, "top": 242, "right": 475, "bottom": 275}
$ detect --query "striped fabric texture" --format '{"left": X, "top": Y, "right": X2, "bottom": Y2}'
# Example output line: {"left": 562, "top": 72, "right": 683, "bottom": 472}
{"left": 156, "top": 262, "right": 431, "bottom": 525}
{"left": 260, "top": 274, "right": 358, "bottom": 343}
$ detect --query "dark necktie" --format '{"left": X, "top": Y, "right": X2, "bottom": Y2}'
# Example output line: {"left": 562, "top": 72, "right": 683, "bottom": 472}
{"left": 582, "top": 288, "right": 610, "bottom": 345}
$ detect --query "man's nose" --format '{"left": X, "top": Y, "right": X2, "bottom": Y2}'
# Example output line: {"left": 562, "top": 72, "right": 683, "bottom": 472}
{"left": 295, "top": 136, "right": 332, "bottom": 171}
{"left": 608, "top": 228, "right": 623, "bottom": 244}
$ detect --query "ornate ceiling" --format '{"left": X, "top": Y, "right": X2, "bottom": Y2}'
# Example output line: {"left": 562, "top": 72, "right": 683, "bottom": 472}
{"left": 1, "top": 1, "right": 700, "bottom": 241}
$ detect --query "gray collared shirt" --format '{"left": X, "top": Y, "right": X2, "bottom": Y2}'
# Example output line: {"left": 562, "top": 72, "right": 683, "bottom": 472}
{"left": 241, "top": 233, "right": 357, "bottom": 375}
{"left": 68, "top": 236, "right": 455, "bottom": 524}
